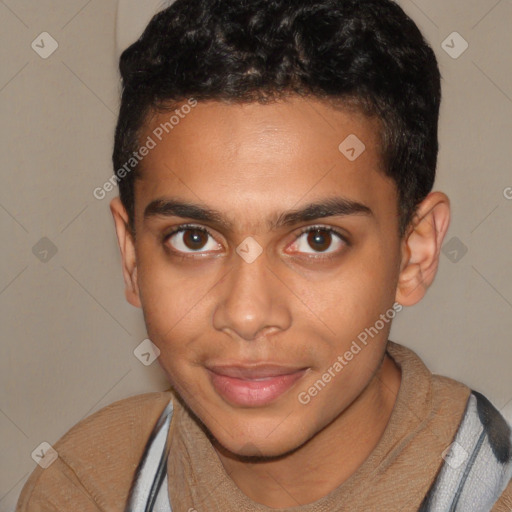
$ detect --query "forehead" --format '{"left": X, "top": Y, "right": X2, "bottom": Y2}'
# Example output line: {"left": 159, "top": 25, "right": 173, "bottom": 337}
{"left": 134, "top": 97, "right": 397, "bottom": 231}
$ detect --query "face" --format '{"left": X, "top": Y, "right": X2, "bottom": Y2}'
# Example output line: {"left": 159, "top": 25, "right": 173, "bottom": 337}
{"left": 118, "top": 97, "right": 405, "bottom": 457}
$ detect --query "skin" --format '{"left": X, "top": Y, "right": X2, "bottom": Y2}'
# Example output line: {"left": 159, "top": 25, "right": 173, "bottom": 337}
{"left": 110, "top": 96, "right": 450, "bottom": 508}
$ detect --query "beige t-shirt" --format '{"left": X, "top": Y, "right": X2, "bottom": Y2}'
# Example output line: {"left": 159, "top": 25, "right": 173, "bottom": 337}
{"left": 16, "top": 342, "right": 512, "bottom": 511}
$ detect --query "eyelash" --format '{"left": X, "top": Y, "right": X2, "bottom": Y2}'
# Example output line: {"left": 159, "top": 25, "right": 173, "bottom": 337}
{"left": 163, "top": 223, "right": 214, "bottom": 243}
{"left": 163, "top": 223, "right": 349, "bottom": 257}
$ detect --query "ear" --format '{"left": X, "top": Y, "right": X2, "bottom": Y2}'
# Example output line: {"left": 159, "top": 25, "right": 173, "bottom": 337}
{"left": 109, "top": 197, "right": 142, "bottom": 308}
{"left": 396, "top": 191, "right": 451, "bottom": 306}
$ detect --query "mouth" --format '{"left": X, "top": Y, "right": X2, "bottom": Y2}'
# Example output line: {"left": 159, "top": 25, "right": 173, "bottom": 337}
{"left": 206, "top": 363, "right": 309, "bottom": 407}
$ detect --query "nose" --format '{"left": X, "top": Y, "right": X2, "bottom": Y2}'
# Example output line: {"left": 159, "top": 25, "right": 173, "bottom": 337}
{"left": 212, "top": 247, "right": 292, "bottom": 342}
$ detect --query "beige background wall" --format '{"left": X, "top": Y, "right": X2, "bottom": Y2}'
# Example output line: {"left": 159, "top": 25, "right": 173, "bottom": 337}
{"left": 1, "top": 0, "right": 511, "bottom": 509}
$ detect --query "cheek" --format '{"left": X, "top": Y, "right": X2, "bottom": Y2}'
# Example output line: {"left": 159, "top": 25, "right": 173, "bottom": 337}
{"left": 134, "top": 245, "right": 231, "bottom": 392}
{"left": 349, "top": 236, "right": 400, "bottom": 308}
{"left": 298, "top": 348, "right": 384, "bottom": 433}
{"left": 296, "top": 246, "right": 398, "bottom": 338}
{"left": 136, "top": 242, "right": 211, "bottom": 330}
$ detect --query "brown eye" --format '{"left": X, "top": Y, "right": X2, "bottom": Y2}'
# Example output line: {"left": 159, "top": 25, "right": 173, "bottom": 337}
{"left": 287, "top": 226, "right": 347, "bottom": 256}
{"left": 183, "top": 229, "right": 208, "bottom": 250}
{"left": 165, "top": 226, "right": 222, "bottom": 254}
{"left": 307, "top": 229, "right": 332, "bottom": 252}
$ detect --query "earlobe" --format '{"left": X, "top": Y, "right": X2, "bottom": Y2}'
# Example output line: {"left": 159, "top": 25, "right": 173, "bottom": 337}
{"left": 109, "top": 197, "right": 142, "bottom": 308}
{"left": 396, "top": 192, "right": 451, "bottom": 306}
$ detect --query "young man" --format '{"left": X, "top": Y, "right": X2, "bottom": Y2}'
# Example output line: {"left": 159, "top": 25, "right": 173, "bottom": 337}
{"left": 16, "top": 0, "right": 512, "bottom": 510}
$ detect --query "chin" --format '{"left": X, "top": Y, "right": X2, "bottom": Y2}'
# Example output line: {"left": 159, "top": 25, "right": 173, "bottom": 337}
{"left": 218, "top": 436, "right": 303, "bottom": 461}
{"left": 208, "top": 415, "right": 310, "bottom": 460}
{"left": 177, "top": 380, "right": 318, "bottom": 458}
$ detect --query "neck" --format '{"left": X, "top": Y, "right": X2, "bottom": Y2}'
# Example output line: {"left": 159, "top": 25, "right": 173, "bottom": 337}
{"left": 214, "top": 353, "right": 402, "bottom": 508}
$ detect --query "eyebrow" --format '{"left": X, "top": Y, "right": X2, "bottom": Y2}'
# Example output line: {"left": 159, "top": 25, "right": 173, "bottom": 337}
{"left": 143, "top": 196, "right": 373, "bottom": 230}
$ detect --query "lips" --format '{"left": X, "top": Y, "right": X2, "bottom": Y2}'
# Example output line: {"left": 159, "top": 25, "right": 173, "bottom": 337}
{"left": 206, "top": 363, "right": 308, "bottom": 407}
{"left": 208, "top": 363, "right": 305, "bottom": 379}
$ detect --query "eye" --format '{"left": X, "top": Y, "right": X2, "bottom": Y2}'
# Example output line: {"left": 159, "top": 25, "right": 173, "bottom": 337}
{"left": 164, "top": 224, "right": 222, "bottom": 254}
{"left": 287, "top": 226, "right": 347, "bottom": 255}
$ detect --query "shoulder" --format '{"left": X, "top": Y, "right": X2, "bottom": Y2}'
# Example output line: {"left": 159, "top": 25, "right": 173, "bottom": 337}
{"left": 420, "top": 388, "right": 512, "bottom": 511}
{"left": 387, "top": 341, "right": 471, "bottom": 411}
{"left": 16, "top": 390, "right": 174, "bottom": 511}
{"left": 492, "top": 478, "right": 512, "bottom": 511}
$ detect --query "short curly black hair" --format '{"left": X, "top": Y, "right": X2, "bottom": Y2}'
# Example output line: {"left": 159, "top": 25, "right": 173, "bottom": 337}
{"left": 113, "top": 0, "right": 441, "bottom": 236}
